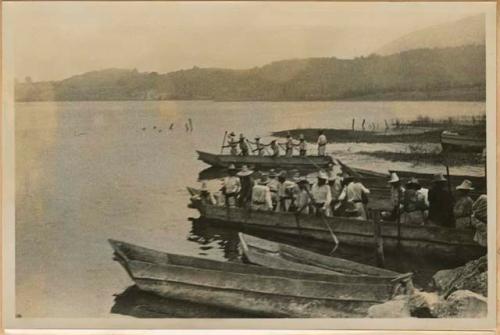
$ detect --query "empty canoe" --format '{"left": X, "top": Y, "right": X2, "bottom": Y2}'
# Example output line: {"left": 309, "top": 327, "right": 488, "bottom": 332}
{"left": 238, "top": 233, "right": 404, "bottom": 278}
{"left": 109, "top": 239, "right": 408, "bottom": 317}
{"left": 197, "top": 150, "right": 333, "bottom": 169}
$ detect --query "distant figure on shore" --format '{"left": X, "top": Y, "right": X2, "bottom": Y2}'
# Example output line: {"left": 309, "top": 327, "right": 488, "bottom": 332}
{"left": 428, "top": 173, "right": 455, "bottom": 227}
{"left": 188, "top": 118, "right": 193, "bottom": 132}
{"left": 298, "top": 134, "right": 307, "bottom": 156}
{"left": 239, "top": 134, "right": 249, "bottom": 156}
{"left": 223, "top": 132, "right": 239, "bottom": 155}
{"left": 185, "top": 123, "right": 189, "bottom": 132}
{"left": 169, "top": 123, "right": 174, "bottom": 130}
{"left": 317, "top": 130, "right": 327, "bottom": 156}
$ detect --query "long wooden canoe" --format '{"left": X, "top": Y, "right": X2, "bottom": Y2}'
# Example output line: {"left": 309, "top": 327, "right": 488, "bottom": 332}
{"left": 441, "top": 130, "right": 486, "bottom": 153}
{"left": 238, "top": 233, "right": 405, "bottom": 278}
{"left": 197, "top": 150, "right": 333, "bottom": 169}
{"left": 188, "top": 197, "right": 485, "bottom": 262}
{"left": 109, "top": 239, "right": 406, "bottom": 317}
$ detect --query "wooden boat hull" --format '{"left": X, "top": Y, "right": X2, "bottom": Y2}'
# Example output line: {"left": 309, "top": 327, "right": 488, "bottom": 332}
{"left": 441, "top": 131, "right": 485, "bottom": 153}
{"left": 239, "top": 233, "right": 402, "bottom": 277}
{"left": 109, "top": 239, "right": 401, "bottom": 317}
{"left": 197, "top": 150, "right": 333, "bottom": 169}
{"left": 190, "top": 200, "right": 485, "bottom": 262}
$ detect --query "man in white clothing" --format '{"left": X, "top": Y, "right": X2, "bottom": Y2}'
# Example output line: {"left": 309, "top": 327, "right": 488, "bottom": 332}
{"left": 222, "top": 164, "right": 241, "bottom": 208}
{"left": 311, "top": 171, "right": 332, "bottom": 216}
{"left": 338, "top": 175, "right": 370, "bottom": 220}
{"left": 251, "top": 174, "right": 273, "bottom": 211}
{"left": 317, "top": 130, "right": 327, "bottom": 156}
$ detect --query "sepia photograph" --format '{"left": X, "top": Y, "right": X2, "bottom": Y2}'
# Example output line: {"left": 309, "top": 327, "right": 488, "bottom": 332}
{"left": 1, "top": 1, "right": 496, "bottom": 330}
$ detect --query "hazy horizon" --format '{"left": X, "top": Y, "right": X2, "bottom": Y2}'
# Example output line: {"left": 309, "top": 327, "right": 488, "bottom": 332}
{"left": 4, "top": 1, "right": 489, "bottom": 82}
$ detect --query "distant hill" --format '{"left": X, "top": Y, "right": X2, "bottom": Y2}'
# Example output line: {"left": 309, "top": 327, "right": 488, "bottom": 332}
{"left": 16, "top": 45, "right": 485, "bottom": 102}
{"left": 376, "top": 14, "right": 485, "bottom": 56}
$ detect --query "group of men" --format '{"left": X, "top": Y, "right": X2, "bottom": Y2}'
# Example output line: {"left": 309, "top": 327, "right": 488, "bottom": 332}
{"left": 197, "top": 162, "right": 371, "bottom": 220}
{"left": 386, "top": 172, "right": 487, "bottom": 246}
{"left": 223, "top": 130, "right": 329, "bottom": 157}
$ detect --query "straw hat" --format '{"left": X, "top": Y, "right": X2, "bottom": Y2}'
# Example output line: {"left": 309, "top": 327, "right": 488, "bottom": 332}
{"left": 406, "top": 177, "right": 421, "bottom": 188}
{"left": 239, "top": 133, "right": 245, "bottom": 139}
{"left": 388, "top": 172, "right": 400, "bottom": 184}
{"left": 456, "top": 179, "right": 474, "bottom": 190}
{"left": 318, "top": 171, "right": 329, "bottom": 180}
{"left": 298, "top": 176, "right": 309, "bottom": 184}
{"left": 227, "top": 164, "right": 236, "bottom": 171}
{"left": 255, "top": 136, "right": 261, "bottom": 140}
{"left": 432, "top": 173, "right": 447, "bottom": 183}
{"left": 259, "top": 174, "right": 269, "bottom": 185}
{"left": 237, "top": 165, "right": 254, "bottom": 177}
{"left": 269, "top": 169, "right": 277, "bottom": 178}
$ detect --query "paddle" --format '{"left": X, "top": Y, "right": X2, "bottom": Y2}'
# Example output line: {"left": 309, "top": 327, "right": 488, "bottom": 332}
{"left": 302, "top": 185, "right": 339, "bottom": 254}
{"left": 220, "top": 131, "right": 228, "bottom": 154}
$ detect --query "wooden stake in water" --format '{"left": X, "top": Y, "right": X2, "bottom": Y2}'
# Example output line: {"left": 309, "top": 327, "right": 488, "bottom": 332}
{"left": 372, "top": 210, "right": 385, "bottom": 268}
{"left": 220, "top": 131, "right": 228, "bottom": 154}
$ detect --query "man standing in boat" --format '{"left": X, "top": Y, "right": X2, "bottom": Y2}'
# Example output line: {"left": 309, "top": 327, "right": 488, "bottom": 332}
{"left": 269, "top": 140, "right": 280, "bottom": 157}
{"left": 223, "top": 132, "right": 239, "bottom": 155}
{"left": 222, "top": 164, "right": 241, "bottom": 208}
{"left": 236, "top": 165, "right": 254, "bottom": 208}
{"left": 239, "top": 134, "right": 250, "bottom": 156}
{"left": 284, "top": 134, "right": 295, "bottom": 157}
{"left": 298, "top": 134, "right": 307, "bottom": 156}
{"left": 338, "top": 174, "right": 370, "bottom": 220}
{"left": 249, "top": 136, "right": 265, "bottom": 156}
{"left": 267, "top": 169, "right": 280, "bottom": 210}
{"left": 387, "top": 172, "right": 405, "bottom": 220}
{"left": 317, "top": 130, "right": 327, "bottom": 156}
{"left": 295, "top": 176, "right": 311, "bottom": 214}
{"left": 250, "top": 174, "right": 273, "bottom": 211}
{"left": 310, "top": 171, "right": 332, "bottom": 216}
{"left": 428, "top": 173, "right": 455, "bottom": 227}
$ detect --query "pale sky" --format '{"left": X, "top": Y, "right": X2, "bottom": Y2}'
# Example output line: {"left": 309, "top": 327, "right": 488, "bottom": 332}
{"left": 3, "top": 1, "right": 491, "bottom": 82}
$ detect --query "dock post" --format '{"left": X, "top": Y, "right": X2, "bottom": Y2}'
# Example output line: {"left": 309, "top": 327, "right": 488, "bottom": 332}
{"left": 373, "top": 210, "right": 385, "bottom": 268}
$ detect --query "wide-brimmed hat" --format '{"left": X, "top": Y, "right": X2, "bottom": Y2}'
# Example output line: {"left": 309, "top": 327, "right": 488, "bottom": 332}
{"left": 259, "top": 174, "right": 269, "bottom": 185}
{"left": 432, "top": 173, "right": 447, "bottom": 183}
{"left": 229, "top": 132, "right": 235, "bottom": 136}
{"left": 239, "top": 133, "right": 245, "bottom": 138}
{"left": 318, "top": 171, "right": 329, "bottom": 180}
{"left": 227, "top": 164, "right": 236, "bottom": 170}
{"left": 237, "top": 165, "right": 254, "bottom": 177}
{"left": 406, "top": 177, "right": 421, "bottom": 188}
{"left": 298, "top": 176, "right": 309, "bottom": 184}
{"left": 269, "top": 169, "right": 277, "bottom": 178}
{"left": 456, "top": 179, "right": 474, "bottom": 190}
{"left": 278, "top": 170, "right": 287, "bottom": 178}
{"left": 388, "top": 172, "right": 400, "bottom": 184}
{"left": 255, "top": 136, "right": 261, "bottom": 140}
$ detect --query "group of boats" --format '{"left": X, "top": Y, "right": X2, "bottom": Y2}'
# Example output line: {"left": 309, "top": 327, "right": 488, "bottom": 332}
{"left": 110, "top": 148, "right": 486, "bottom": 318}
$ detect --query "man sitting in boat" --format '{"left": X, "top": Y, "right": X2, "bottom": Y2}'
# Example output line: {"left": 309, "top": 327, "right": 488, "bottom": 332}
{"left": 223, "top": 132, "right": 239, "bottom": 155}
{"left": 453, "top": 179, "right": 474, "bottom": 229}
{"left": 239, "top": 134, "right": 250, "bottom": 156}
{"left": 317, "top": 130, "right": 327, "bottom": 156}
{"left": 428, "top": 173, "right": 455, "bottom": 227}
{"left": 400, "top": 178, "right": 427, "bottom": 225}
{"left": 338, "top": 174, "right": 370, "bottom": 220}
{"left": 236, "top": 165, "right": 254, "bottom": 208}
{"left": 191, "top": 182, "right": 216, "bottom": 206}
{"left": 251, "top": 174, "right": 273, "bottom": 211}
{"left": 222, "top": 164, "right": 241, "bottom": 208}
{"left": 310, "top": 171, "right": 332, "bottom": 216}
{"left": 297, "top": 134, "right": 307, "bottom": 156}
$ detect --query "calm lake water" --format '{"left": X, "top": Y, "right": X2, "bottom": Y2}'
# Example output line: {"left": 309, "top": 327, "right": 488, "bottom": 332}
{"left": 15, "top": 100, "right": 485, "bottom": 318}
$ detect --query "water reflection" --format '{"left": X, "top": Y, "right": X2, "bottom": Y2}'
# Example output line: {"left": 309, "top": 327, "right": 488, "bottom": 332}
{"left": 111, "top": 285, "right": 252, "bottom": 318}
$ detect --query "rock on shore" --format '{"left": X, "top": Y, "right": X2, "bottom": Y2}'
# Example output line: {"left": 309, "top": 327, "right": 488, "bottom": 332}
{"left": 432, "top": 256, "right": 487, "bottom": 297}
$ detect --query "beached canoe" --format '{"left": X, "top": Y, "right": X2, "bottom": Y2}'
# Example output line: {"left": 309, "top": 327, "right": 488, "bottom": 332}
{"left": 238, "top": 233, "right": 405, "bottom": 278}
{"left": 188, "top": 197, "right": 485, "bottom": 262}
{"left": 109, "top": 239, "right": 407, "bottom": 317}
{"left": 197, "top": 150, "right": 333, "bottom": 169}
{"left": 441, "top": 130, "right": 486, "bottom": 153}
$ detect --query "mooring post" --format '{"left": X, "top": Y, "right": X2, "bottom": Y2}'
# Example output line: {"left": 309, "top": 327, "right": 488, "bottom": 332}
{"left": 373, "top": 210, "right": 385, "bottom": 268}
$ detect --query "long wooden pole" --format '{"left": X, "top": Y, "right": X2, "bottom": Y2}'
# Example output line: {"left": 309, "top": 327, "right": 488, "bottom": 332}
{"left": 372, "top": 210, "right": 385, "bottom": 267}
{"left": 220, "top": 131, "right": 228, "bottom": 154}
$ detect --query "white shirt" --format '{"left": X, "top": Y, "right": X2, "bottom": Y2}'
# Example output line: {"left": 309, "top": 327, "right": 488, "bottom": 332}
{"left": 311, "top": 183, "right": 332, "bottom": 206}
{"left": 223, "top": 176, "right": 241, "bottom": 194}
{"left": 339, "top": 182, "right": 370, "bottom": 202}
{"left": 317, "top": 134, "right": 327, "bottom": 145}
{"left": 251, "top": 185, "right": 273, "bottom": 209}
